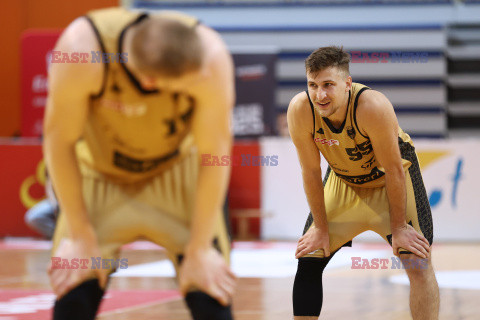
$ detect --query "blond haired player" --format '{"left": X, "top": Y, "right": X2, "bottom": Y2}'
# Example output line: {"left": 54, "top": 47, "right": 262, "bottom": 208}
{"left": 288, "top": 46, "right": 439, "bottom": 319}
{"left": 44, "top": 7, "right": 235, "bottom": 320}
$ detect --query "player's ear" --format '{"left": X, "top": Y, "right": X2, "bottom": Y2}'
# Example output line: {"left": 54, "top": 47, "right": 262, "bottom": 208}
{"left": 345, "top": 75, "right": 352, "bottom": 92}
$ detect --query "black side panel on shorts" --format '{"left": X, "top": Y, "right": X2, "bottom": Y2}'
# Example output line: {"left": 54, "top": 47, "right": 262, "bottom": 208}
{"left": 399, "top": 138, "right": 434, "bottom": 245}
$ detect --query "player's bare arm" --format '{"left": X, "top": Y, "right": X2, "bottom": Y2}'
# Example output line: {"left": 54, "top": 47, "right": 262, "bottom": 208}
{"left": 287, "top": 93, "right": 331, "bottom": 259}
{"left": 43, "top": 17, "right": 107, "bottom": 298}
{"left": 357, "top": 90, "right": 430, "bottom": 258}
{"left": 178, "top": 25, "right": 236, "bottom": 306}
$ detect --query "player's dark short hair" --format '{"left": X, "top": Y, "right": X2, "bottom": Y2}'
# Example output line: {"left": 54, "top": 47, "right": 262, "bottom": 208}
{"left": 305, "top": 46, "right": 350, "bottom": 77}
{"left": 130, "top": 16, "right": 203, "bottom": 78}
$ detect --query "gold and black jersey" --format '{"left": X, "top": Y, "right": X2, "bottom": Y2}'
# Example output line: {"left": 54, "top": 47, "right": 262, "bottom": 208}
{"left": 76, "top": 7, "right": 199, "bottom": 182}
{"left": 307, "top": 82, "right": 414, "bottom": 188}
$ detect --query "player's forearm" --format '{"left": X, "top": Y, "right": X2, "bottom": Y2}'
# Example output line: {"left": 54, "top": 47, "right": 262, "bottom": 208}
{"left": 43, "top": 137, "right": 91, "bottom": 239}
{"left": 187, "top": 154, "right": 231, "bottom": 252}
{"left": 302, "top": 170, "right": 329, "bottom": 231}
{"left": 384, "top": 167, "right": 407, "bottom": 229}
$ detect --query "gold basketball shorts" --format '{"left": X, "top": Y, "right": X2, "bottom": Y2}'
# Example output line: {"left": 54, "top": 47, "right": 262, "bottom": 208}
{"left": 302, "top": 142, "right": 433, "bottom": 258}
{"left": 52, "top": 148, "right": 231, "bottom": 272}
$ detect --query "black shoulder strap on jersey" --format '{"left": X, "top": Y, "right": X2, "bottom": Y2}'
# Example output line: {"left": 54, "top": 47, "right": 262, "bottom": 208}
{"left": 353, "top": 87, "right": 370, "bottom": 139}
{"left": 83, "top": 16, "right": 108, "bottom": 99}
{"left": 117, "top": 14, "right": 159, "bottom": 95}
{"left": 305, "top": 90, "right": 316, "bottom": 136}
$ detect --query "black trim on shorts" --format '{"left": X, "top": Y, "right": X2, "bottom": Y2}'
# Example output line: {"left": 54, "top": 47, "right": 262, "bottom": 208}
{"left": 399, "top": 139, "right": 434, "bottom": 245}
{"left": 305, "top": 90, "right": 316, "bottom": 136}
{"left": 353, "top": 87, "right": 370, "bottom": 139}
{"left": 386, "top": 220, "right": 414, "bottom": 251}
{"left": 83, "top": 16, "right": 108, "bottom": 99}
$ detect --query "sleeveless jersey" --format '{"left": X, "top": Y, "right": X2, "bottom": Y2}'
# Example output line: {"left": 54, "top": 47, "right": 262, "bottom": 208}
{"left": 76, "top": 7, "right": 199, "bottom": 182}
{"left": 307, "top": 82, "right": 414, "bottom": 188}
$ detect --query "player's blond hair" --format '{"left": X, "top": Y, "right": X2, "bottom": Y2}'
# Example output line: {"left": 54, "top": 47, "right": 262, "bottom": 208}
{"left": 130, "top": 16, "right": 203, "bottom": 77}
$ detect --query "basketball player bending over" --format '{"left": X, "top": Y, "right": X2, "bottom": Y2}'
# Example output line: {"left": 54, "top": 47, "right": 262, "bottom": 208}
{"left": 44, "top": 7, "right": 236, "bottom": 320}
{"left": 288, "top": 46, "right": 439, "bottom": 319}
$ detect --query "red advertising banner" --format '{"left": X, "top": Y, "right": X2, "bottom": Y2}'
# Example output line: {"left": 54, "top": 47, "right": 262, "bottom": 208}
{"left": 0, "top": 140, "right": 261, "bottom": 238}
{"left": 228, "top": 142, "right": 261, "bottom": 239}
{"left": 21, "top": 31, "right": 61, "bottom": 137}
{"left": 0, "top": 142, "right": 45, "bottom": 237}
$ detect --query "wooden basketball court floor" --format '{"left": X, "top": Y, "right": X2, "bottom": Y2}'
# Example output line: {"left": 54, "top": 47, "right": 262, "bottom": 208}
{"left": 0, "top": 239, "right": 479, "bottom": 320}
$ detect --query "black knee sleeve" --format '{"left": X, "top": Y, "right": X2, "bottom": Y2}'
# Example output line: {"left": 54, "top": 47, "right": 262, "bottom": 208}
{"left": 293, "top": 257, "right": 332, "bottom": 317}
{"left": 53, "top": 279, "right": 105, "bottom": 320}
{"left": 185, "top": 291, "right": 233, "bottom": 320}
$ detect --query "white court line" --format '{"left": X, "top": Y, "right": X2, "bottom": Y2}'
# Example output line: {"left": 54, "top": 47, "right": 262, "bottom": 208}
{"left": 113, "top": 247, "right": 390, "bottom": 278}
{"left": 390, "top": 270, "right": 480, "bottom": 290}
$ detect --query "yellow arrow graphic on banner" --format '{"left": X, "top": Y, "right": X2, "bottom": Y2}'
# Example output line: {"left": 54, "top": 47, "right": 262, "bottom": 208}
{"left": 416, "top": 151, "right": 450, "bottom": 170}
{"left": 19, "top": 159, "right": 46, "bottom": 209}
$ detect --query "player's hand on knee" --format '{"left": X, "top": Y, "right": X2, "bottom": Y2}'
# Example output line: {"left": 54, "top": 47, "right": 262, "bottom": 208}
{"left": 48, "top": 227, "right": 107, "bottom": 299}
{"left": 392, "top": 224, "right": 430, "bottom": 259}
{"left": 179, "top": 247, "right": 236, "bottom": 306}
{"left": 295, "top": 227, "right": 330, "bottom": 259}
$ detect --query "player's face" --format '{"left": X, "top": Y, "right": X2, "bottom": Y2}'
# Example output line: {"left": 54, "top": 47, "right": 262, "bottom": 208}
{"left": 306, "top": 67, "right": 351, "bottom": 119}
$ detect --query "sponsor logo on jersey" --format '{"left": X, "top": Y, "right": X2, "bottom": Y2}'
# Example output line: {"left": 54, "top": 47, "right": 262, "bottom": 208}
{"left": 113, "top": 149, "right": 179, "bottom": 173}
{"left": 335, "top": 167, "right": 385, "bottom": 185}
{"left": 314, "top": 138, "right": 339, "bottom": 146}
{"left": 101, "top": 99, "right": 147, "bottom": 117}
{"left": 361, "top": 156, "right": 376, "bottom": 169}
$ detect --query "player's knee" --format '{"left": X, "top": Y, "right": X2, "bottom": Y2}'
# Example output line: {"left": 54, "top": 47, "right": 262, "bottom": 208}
{"left": 293, "top": 258, "right": 329, "bottom": 317}
{"left": 185, "top": 291, "right": 233, "bottom": 320}
{"left": 53, "top": 279, "right": 104, "bottom": 320}
{"left": 295, "top": 257, "right": 328, "bottom": 280}
{"left": 401, "top": 254, "right": 432, "bottom": 280}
